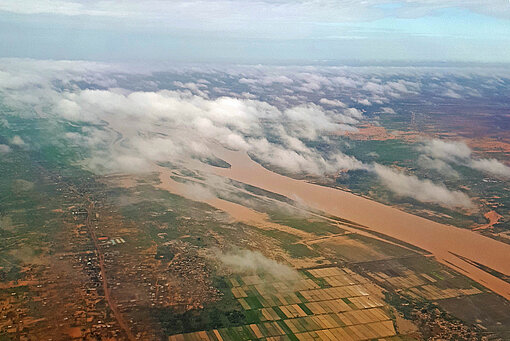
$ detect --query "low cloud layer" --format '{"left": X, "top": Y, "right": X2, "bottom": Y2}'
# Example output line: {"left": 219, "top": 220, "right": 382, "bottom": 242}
{"left": 419, "top": 139, "right": 510, "bottom": 179}
{"left": 218, "top": 249, "right": 299, "bottom": 280}
{"left": 3, "top": 59, "right": 506, "bottom": 210}
{"left": 419, "top": 139, "right": 472, "bottom": 162}
{"left": 54, "top": 89, "right": 363, "bottom": 176}
{"left": 470, "top": 158, "right": 510, "bottom": 178}
{"left": 372, "top": 164, "right": 473, "bottom": 209}
{"left": 417, "top": 155, "right": 460, "bottom": 179}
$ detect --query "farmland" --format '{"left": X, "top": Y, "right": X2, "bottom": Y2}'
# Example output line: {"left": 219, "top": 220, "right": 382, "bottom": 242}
{"left": 170, "top": 267, "right": 398, "bottom": 341}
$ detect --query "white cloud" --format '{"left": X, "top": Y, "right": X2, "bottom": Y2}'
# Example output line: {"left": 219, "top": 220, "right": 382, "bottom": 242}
{"left": 36, "top": 81, "right": 361, "bottom": 175}
{"left": 239, "top": 75, "right": 293, "bottom": 86}
{"left": 3, "top": 59, "right": 505, "bottom": 212}
{"left": 357, "top": 98, "right": 371, "bottom": 106}
{"left": 380, "top": 107, "right": 395, "bottom": 114}
{"left": 180, "top": 182, "right": 217, "bottom": 201}
{"left": 419, "top": 139, "right": 472, "bottom": 161}
{"left": 372, "top": 164, "right": 473, "bottom": 209}
{"left": 443, "top": 89, "right": 463, "bottom": 99}
{"left": 470, "top": 158, "right": 510, "bottom": 178}
{"left": 249, "top": 138, "right": 363, "bottom": 175}
{"left": 218, "top": 249, "right": 299, "bottom": 280}
{"left": 343, "top": 108, "right": 363, "bottom": 119}
{"left": 417, "top": 155, "right": 460, "bottom": 179}
{"left": 319, "top": 98, "right": 347, "bottom": 108}
{"left": 11, "top": 135, "right": 28, "bottom": 148}
{"left": 419, "top": 139, "right": 510, "bottom": 179}
{"left": 333, "top": 153, "right": 365, "bottom": 171}
{"left": 284, "top": 104, "right": 344, "bottom": 140}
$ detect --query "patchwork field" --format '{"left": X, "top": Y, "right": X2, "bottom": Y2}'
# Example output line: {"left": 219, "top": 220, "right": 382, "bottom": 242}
{"left": 169, "top": 267, "right": 398, "bottom": 341}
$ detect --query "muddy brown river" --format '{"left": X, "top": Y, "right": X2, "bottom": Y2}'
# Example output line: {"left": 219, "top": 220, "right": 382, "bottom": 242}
{"left": 210, "top": 149, "right": 510, "bottom": 300}
{"left": 106, "top": 115, "right": 510, "bottom": 300}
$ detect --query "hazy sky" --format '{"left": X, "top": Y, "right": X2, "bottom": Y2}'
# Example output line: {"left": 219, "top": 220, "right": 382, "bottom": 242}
{"left": 1, "top": 0, "right": 510, "bottom": 64}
